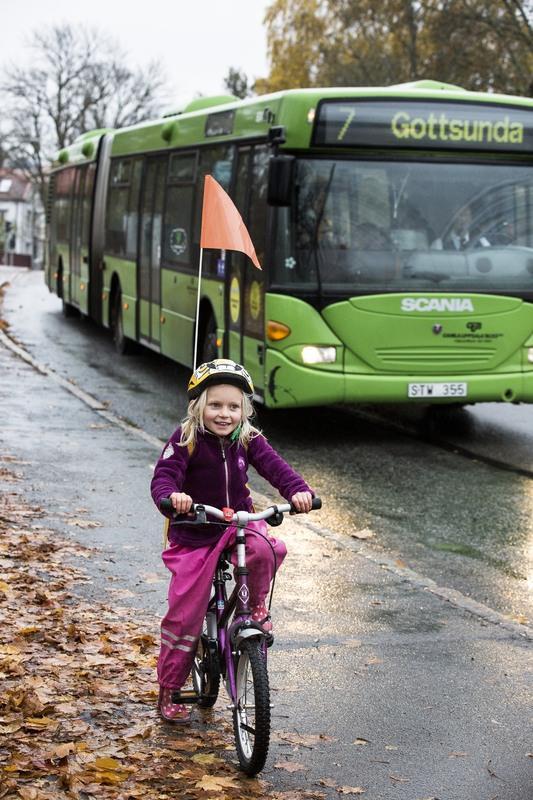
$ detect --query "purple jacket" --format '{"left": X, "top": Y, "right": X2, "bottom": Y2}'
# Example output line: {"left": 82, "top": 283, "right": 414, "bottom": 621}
{"left": 151, "top": 427, "right": 313, "bottom": 547}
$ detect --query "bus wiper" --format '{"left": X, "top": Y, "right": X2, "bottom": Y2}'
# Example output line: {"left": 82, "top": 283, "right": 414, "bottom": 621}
{"left": 305, "top": 164, "right": 336, "bottom": 303}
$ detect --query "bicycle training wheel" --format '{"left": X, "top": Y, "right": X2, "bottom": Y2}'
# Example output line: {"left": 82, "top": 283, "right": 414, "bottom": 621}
{"left": 233, "top": 638, "right": 270, "bottom": 775}
{"left": 192, "top": 632, "right": 220, "bottom": 708}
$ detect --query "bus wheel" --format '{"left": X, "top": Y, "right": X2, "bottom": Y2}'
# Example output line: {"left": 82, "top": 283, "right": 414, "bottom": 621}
{"left": 200, "top": 313, "right": 218, "bottom": 362}
{"left": 112, "top": 292, "right": 134, "bottom": 355}
{"left": 62, "top": 299, "right": 78, "bottom": 318}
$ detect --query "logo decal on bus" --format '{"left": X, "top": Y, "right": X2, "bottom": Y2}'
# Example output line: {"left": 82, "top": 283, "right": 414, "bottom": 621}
{"left": 170, "top": 228, "right": 188, "bottom": 256}
{"left": 401, "top": 298, "right": 474, "bottom": 312}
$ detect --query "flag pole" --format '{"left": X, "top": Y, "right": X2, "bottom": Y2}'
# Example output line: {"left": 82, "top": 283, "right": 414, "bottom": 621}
{"left": 192, "top": 247, "right": 204, "bottom": 369}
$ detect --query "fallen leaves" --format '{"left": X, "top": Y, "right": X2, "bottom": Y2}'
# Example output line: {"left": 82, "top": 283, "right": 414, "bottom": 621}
{"left": 350, "top": 529, "right": 375, "bottom": 540}
{"left": 0, "top": 477, "right": 276, "bottom": 799}
{"left": 274, "top": 761, "right": 307, "bottom": 773}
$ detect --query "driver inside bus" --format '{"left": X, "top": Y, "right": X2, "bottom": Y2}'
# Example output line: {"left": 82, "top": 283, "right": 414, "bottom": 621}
{"left": 432, "top": 206, "right": 491, "bottom": 250}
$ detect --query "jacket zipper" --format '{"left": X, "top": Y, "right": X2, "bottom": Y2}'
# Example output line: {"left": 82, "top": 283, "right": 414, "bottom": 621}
{"left": 220, "top": 440, "right": 230, "bottom": 507}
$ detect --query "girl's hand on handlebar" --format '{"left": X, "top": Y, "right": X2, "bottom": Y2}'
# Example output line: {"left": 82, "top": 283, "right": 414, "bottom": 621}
{"left": 290, "top": 491, "right": 314, "bottom": 513}
{"left": 169, "top": 492, "right": 193, "bottom": 514}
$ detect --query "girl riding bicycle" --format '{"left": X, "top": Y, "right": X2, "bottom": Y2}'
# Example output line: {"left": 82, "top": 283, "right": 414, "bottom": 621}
{"left": 151, "top": 359, "right": 314, "bottom": 722}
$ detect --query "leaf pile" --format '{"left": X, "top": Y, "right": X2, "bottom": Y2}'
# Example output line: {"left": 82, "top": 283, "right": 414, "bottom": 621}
{"left": 0, "top": 467, "right": 280, "bottom": 799}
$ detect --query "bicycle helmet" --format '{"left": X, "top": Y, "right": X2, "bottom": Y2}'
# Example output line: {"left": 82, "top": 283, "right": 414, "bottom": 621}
{"left": 187, "top": 359, "right": 254, "bottom": 400}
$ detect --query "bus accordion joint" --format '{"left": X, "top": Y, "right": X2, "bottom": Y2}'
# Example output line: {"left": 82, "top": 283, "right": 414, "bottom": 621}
{"left": 267, "top": 321, "right": 291, "bottom": 342}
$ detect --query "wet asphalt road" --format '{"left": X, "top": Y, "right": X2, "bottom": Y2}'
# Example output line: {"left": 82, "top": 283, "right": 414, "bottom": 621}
{"left": 1, "top": 268, "right": 532, "bottom": 799}
{"left": 2, "top": 268, "right": 532, "bottom": 622}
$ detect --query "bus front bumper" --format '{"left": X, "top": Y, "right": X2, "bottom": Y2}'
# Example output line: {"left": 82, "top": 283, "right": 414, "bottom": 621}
{"left": 264, "top": 351, "right": 533, "bottom": 408}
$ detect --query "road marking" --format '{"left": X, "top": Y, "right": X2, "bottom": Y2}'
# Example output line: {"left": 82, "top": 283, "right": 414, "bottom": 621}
{"left": 1, "top": 327, "right": 531, "bottom": 642}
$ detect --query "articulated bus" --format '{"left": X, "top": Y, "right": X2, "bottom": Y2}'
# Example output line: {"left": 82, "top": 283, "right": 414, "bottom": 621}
{"left": 46, "top": 80, "right": 533, "bottom": 408}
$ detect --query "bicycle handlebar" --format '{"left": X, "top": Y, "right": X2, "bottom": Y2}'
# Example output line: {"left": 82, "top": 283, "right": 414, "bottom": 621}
{"left": 159, "top": 496, "right": 322, "bottom": 524}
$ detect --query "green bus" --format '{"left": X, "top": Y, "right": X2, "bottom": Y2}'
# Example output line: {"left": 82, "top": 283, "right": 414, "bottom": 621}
{"left": 46, "top": 80, "right": 533, "bottom": 408}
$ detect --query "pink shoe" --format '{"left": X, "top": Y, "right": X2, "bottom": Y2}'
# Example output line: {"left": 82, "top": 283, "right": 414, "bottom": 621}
{"left": 250, "top": 604, "right": 272, "bottom": 633}
{"left": 158, "top": 687, "right": 191, "bottom": 723}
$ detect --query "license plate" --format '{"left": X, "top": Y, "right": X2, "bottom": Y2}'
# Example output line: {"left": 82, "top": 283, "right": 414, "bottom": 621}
{"left": 407, "top": 382, "right": 467, "bottom": 399}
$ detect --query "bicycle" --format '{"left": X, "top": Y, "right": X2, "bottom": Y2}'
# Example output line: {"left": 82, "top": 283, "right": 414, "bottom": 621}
{"left": 159, "top": 496, "right": 322, "bottom": 775}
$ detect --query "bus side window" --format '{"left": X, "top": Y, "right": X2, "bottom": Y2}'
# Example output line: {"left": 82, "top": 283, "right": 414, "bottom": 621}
{"left": 55, "top": 167, "right": 76, "bottom": 243}
{"left": 193, "top": 144, "right": 234, "bottom": 276}
{"left": 125, "top": 159, "right": 143, "bottom": 259}
{"left": 244, "top": 145, "right": 269, "bottom": 338}
{"left": 105, "top": 159, "right": 130, "bottom": 256}
{"left": 163, "top": 152, "right": 196, "bottom": 269}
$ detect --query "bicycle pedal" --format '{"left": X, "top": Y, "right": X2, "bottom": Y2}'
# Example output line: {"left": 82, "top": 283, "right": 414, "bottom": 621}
{"left": 171, "top": 689, "right": 201, "bottom": 704}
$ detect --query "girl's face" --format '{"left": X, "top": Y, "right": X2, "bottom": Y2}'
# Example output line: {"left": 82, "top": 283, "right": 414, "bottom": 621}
{"left": 203, "top": 384, "right": 243, "bottom": 438}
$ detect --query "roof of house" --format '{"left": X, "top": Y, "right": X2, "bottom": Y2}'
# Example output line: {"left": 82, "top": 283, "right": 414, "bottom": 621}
{"left": 0, "top": 169, "right": 33, "bottom": 202}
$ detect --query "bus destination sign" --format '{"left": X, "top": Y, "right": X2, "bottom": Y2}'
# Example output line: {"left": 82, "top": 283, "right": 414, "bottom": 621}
{"left": 313, "top": 100, "right": 533, "bottom": 152}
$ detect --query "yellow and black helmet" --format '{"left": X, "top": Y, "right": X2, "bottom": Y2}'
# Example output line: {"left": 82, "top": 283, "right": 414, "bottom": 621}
{"left": 187, "top": 359, "right": 254, "bottom": 400}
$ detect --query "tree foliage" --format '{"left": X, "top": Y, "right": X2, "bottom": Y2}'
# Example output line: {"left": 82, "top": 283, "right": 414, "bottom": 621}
{"left": 258, "top": 0, "right": 533, "bottom": 96}
{"left": 1, "top": 24, "right": 167, "bottom": 202}
{"left": 223, "top": 67, "right": 253, "bottom": 99}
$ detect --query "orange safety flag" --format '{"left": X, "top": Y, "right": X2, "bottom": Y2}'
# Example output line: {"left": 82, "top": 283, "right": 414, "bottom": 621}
{"left": 200, "top": 175, "right": 261, "bottom": 270}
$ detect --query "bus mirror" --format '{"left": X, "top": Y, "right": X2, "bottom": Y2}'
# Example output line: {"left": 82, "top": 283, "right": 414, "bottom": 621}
{"left": 267, "top": 155, "right": 294, "bottom": 207}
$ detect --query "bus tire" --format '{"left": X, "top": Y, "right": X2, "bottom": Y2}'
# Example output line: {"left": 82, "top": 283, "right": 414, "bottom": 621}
{"left": 112, "top": 291, "right": 134, "bottom": 355}
{"left": 62, "top": 299, "right": 78, "bottom": 318}
{"left": 200, "top": 312, "right": 218, "bottom": 363}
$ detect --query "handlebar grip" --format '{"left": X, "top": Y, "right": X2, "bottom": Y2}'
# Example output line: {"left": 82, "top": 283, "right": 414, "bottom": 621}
{"left": 160, "top": 498, "right": 174, "bottom": 513}
{"left": 289, "top": 496, "right": 322, "bottom": 513}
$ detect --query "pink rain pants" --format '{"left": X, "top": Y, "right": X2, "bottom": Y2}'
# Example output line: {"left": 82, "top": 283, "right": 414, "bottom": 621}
{"left": 158, "top": 520, "right": 287, "bottom": 688}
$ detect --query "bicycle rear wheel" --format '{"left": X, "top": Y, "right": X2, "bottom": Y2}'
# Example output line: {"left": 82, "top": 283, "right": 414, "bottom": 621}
{"left": 232, "top": 638, "right": 270, "bottom": 775}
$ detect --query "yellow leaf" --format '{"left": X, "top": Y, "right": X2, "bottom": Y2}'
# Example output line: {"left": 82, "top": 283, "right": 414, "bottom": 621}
{"left": 24, "top": 717, "right": 59, "bottom": 731}
{"left": 88, "top": 769, "right": 128, "bottom": 785}
{"left": 273, "top": 761, "right": 306, "bottom": 773}
{"left": 191, "top": 753, "right": 223, "bottom": 765}
{"left": 194, "top": 775, "right": 241, "bottom": 791}
{"left": 17, "top": 788, "right": 38, "bottom": 799}
{"left": 90, "top": 757, "right": 122, "bottom": 771}
{"left": 0, "top": 580, "right": 10, "bottom": 592}
{"left": 351, "top": 529, "right": 375, "bottom": 540}
{"left": 18, "top": 626, "right": 40, "bottom": 636}
{"left": 338, "top": 788, "right": 366, "bottom": 795}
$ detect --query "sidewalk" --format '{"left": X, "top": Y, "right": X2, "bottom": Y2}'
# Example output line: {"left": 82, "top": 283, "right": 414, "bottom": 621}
{"left": 0, "top": 279, "right": 531, "bottom": 799}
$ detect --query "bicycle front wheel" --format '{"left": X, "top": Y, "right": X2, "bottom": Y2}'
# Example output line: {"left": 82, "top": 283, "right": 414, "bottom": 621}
{"left": 232, "top": 638, "right": 270, "bottom": 775}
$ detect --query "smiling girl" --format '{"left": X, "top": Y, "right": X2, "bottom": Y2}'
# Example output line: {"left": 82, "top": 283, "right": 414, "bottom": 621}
{"left": 151, "top": 359, "right": 314, "bottom": 722}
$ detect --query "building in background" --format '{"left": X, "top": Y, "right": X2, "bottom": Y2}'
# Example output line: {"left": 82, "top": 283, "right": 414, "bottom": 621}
{"left": 0, "top": 169, "right": 45, "bottom": 268}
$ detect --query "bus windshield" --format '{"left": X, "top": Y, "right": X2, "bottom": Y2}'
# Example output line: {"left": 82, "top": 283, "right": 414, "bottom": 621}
{"left": 272, "top": 158, "right": 533, "bottom": 296}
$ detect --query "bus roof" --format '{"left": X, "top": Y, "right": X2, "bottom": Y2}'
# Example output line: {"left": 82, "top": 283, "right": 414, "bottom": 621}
{"left": 52, "top": 81, "right": 533, "bottom": 167}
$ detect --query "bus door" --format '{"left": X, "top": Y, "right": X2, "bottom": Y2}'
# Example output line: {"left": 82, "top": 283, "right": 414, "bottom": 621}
{"left": 70, "top": 167, "right": 86, "bottom": 310}
{"left": 226, "top": 147, "right": 250, "bottom": 366}
{"left": 226, "top": 145, "right": 268, "bottom": 395}
{"left": 69, "top": 168, "right": 84, "bottom": 307}
{"left": 79, "top": 164, "right": 95, "bottom": 317}
{"left": 138, "top": 156, "right": 166, "bottom": 347}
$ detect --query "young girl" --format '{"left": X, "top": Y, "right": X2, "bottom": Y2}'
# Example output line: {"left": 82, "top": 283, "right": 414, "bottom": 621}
{"left": 151, "top": 358, "right": 313, "bottom": 722}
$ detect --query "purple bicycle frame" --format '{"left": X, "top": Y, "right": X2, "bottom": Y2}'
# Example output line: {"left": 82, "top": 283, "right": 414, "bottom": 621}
{"left": 213, "top": 523, "right": 267, "bottom": 703}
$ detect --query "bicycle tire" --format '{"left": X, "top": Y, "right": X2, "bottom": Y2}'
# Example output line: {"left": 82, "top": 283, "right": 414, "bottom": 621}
{"left": 192, "top": 634, "right": 220, "bottom": 708}
{"left": 232, "top": 638, "right": 270, "bottom": 775}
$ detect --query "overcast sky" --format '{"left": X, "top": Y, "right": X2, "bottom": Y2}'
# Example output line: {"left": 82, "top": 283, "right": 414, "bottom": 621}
{"left": 2, "top": 0, "right": 270, "bottom": 107}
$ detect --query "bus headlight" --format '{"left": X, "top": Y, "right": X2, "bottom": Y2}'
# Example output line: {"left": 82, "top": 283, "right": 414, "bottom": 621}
{"left": 301, "top": 346, "right": 336, "bottom": 364}
{"left": 528, "top": 347, "right": 533, "bottom": 363}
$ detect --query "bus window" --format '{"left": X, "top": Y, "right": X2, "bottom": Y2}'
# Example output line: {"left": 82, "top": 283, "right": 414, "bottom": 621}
{"left": 125, "top": 158, "right": 143, "bottom": 259}
{"left": 105, "top": 159, "right": 131, "bottom": 256}
{"left": 193, "top": 144, "right": 234, "bottom": 276}
{"left": 54, "top": 168, "right": 76, "bottom": 243}
{"left": 244, "top": 146, "right": 268, "bottom": 339}
{"left": 164, "top": 152, "right": 196, "bottom": 269}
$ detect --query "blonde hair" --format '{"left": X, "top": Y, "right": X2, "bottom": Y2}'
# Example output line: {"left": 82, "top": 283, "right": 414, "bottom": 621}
{"left": 179, "top": 385, "right": 261, "bottom": 449}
